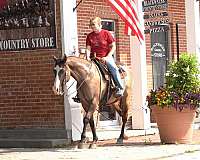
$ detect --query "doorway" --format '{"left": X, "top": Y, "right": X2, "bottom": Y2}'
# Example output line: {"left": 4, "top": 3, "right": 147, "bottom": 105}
{"left": 99, "top": 19, "right": 120, "bottom": 128}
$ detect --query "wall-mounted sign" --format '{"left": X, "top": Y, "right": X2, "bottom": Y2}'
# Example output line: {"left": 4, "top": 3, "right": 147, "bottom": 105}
{"left": 151, "top": 42, "right": 166, "bottom": 58}
{"left": 142, "top": 0, "right": 168, "bottom": 12}
{"left": 151, "top": 30, "right": 169, "bottom": 89}
{"left": 142, "top": 0, "right": 169, "bottom": 34}
{"left": 143, "top": 11, "right": 168, "bottom": 19}
{"left": 0, "top": 0, "right": 56, "bottom": 51}
{"left": 144, "top": 18, "right": 169, "bottom": 27}
{"left": 144, "top": 25, "right": 169, "bottom": 34}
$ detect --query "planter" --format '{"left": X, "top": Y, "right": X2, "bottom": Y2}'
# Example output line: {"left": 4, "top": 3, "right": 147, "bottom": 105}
{"left": 152, "top": 106, "right": 196, "bottom": 144}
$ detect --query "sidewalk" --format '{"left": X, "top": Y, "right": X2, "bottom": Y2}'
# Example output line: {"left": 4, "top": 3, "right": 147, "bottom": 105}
{"left": 87, "top": 126, "right": 158, "bottom": 141}
{"left": 0, "top": 129, "right": 200, "bottom": 160}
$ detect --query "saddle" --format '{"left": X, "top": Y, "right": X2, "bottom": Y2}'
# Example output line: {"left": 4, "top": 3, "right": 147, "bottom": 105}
{"left": 92, "top": 58, "right": 127, "bottom": 105}
{"left": 93, "top": 58, "right": 127, "bottom": 82}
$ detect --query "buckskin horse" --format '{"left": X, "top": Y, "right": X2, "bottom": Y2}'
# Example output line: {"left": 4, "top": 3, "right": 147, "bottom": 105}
{"left": 52, "top": 55, "right": 133, "bottom": 148}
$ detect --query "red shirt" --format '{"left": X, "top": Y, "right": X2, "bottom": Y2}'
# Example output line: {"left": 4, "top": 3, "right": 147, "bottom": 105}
{"left": 86, "top": 29, "right": 115, "bottom": 58}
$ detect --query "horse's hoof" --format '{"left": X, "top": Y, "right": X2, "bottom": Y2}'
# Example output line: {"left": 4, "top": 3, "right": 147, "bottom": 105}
{"left": 116, "top": 138, "right": 123, "bottom": 144}
{"left": 78, "top": 143, "right": 90, "bottom": 149}
{"left": 123, "top": 135, "right": 128, "bottom": 140}
{"left": 89, "top": 143, "right": 97, "bottom": 149}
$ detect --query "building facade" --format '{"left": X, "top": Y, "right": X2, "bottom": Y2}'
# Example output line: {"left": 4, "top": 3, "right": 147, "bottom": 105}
{"left": 0, "top": 0, "right": 199, "bottom": 147}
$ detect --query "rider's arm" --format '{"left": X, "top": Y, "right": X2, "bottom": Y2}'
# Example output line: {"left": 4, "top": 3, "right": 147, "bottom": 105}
{"left": 86, "top": 45, "right": 91, "bottom": 60}
{"left": 107, "top": 42, "right": 116, "bottom": 58}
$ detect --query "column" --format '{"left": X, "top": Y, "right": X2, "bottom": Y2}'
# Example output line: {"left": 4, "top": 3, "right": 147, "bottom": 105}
{"left": 185, "top": 0, "right": 200, "bottom": 59}
{"left": 131, "top": 0, "right": 150, "bottom": 129}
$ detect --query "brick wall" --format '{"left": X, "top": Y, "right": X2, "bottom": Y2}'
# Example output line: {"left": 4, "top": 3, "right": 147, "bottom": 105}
{"left": 0, "top": 0, "right": 65, "bottom": 129}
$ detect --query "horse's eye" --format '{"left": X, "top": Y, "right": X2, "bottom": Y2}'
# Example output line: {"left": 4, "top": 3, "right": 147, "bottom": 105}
{"left": 58, "top": 69, "right": 64, "bottom": 76}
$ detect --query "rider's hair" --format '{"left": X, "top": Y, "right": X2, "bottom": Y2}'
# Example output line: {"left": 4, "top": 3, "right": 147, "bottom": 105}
{"left": 89, "top": 17, "right": 102, "bottom": 26}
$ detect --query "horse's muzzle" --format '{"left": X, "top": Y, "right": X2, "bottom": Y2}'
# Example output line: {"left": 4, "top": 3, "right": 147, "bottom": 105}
{"left": 52, "top": 86, "right": 64, "bottom": 96}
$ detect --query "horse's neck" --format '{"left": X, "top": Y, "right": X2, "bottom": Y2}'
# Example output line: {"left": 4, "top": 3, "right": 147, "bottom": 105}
{"left": 67, "top": 57, "right": 90, "bottom": 82}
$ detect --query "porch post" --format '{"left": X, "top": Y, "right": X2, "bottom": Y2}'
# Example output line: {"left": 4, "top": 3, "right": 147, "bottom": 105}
{"left": 60, "top": 0, "right": 83, "bottom": 141}
{"left": 185, "top": 0, "right": 200, "bottom": 60}
{"left": 131, "top": 0, "right": 150, "bottom": 129}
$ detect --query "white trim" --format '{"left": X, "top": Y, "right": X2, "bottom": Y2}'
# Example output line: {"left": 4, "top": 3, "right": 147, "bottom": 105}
{"left": 185, "top": 0, "right": 200, "bottom": 56}
{"left": 60, "top": 0, "right": 82, "bottom": 141}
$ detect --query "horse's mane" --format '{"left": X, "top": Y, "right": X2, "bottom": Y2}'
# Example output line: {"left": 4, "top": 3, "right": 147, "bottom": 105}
{"left": 67, "top": 56, "right": 90, "bottom": 64}
{"left": 54, "top": 56, "right": 90, "bottom": 66}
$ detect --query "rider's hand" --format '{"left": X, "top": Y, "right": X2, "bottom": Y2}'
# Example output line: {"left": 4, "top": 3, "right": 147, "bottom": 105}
{"left": 99, "top": 57, "right": 107, "bottom": 64}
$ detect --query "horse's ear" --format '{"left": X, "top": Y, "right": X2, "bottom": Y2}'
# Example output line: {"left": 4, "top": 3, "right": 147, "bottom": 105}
{"left": 63, "top": 54, "right": 67, "bottom": 62}
{"left": 53, "top": 55, "right": 57, "bottom": 61}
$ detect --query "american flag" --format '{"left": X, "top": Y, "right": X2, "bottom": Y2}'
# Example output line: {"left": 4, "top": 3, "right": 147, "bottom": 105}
{"left": 107, "top": 0, "right": 144, "bottom": 43}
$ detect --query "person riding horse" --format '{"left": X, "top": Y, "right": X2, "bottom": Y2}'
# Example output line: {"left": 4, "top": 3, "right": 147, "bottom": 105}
{"left": 86, "top": 17, "right": 124, "bottom": 97}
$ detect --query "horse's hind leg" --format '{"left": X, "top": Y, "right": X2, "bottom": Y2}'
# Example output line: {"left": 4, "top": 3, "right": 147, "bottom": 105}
{"left": 117, "top": 112, "right": 128, "bottom": 144}
{"left": 116, "top": 95, "right": 129, "bottom": 144}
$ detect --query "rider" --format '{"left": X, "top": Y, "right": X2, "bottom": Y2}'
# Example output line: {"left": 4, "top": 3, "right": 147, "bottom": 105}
{"left": 86, "top": 17, "right": 124, "bottom": 97}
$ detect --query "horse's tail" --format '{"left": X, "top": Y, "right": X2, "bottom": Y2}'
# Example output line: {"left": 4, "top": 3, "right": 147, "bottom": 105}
{"left": 123, "top": 69, "right": 134, "bottom": 114}
{"left": 125, "top": 69, "right": 134, "bottom": 91}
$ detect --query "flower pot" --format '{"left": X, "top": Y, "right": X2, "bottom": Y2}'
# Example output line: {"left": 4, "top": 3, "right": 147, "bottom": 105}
{"left": 152, "top": 106, "right": 196, "bottom": 144}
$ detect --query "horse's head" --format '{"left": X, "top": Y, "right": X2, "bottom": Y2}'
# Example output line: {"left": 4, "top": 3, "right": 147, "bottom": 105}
{"left": 52, "top": 55, "right": 70, "bottom": 95}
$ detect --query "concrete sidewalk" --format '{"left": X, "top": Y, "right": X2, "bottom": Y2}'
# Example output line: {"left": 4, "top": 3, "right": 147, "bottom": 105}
{"left": 0, "top": 143, "right": 200, "bottom": 160}
{"left": 1, "top": 129, "right": 200, "bottom": 160}
{"left": 87, "top": 126, "right": 158, "bottom": 141}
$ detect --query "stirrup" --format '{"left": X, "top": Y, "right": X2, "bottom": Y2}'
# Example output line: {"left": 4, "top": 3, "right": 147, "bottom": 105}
{"left": 115, "top": 88, "right": 123, "bottom": 98}
{"left": 72, "top": 96, "right": 81, "bottom": 103}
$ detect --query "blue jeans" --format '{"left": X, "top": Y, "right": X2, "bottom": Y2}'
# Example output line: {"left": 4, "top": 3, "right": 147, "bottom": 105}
{"left": 106, "top": 57, "right": 123, "bottom": 89}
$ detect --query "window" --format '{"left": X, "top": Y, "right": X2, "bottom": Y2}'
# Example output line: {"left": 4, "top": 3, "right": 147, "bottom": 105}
{"left": 101, "top": 19, "right": 116, "bottom": 59}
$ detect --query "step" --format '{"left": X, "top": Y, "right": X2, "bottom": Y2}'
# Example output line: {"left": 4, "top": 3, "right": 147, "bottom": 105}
{"left": 0, "top": 139, "right": 71, "bottom": 148}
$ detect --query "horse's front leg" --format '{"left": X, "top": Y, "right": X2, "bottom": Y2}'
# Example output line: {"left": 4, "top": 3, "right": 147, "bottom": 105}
{"left": 80, "top": 116, "right": 90, "bottom": 143}
{"left": 80, "top": 108, "right": 96, "bottom": 143}
{"left": 89, "top": 116, "right": 98, "bottom": 148}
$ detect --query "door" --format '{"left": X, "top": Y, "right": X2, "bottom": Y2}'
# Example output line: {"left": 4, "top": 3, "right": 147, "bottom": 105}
{"left": 99, "top": 19, "right": 120, "bottom": 128}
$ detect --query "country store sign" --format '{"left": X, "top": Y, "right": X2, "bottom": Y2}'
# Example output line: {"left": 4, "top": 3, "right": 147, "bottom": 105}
{"left": 0, "top": 37, "right": 55, "bottom": 51}
{"left": 0, "top": 0, "right": 56, "bottom": 51}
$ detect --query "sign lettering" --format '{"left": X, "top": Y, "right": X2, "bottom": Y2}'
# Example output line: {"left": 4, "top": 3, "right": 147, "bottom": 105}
{"left": 145, "top": 18, "right": 169, "bottom": 27}
{"left": 0, "top": 37, "right": 55, "bottom": 51}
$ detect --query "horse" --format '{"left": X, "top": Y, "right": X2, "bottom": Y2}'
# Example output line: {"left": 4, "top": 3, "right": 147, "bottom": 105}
{"left": 52, "top": 55, "right": 133, "bottom": 148}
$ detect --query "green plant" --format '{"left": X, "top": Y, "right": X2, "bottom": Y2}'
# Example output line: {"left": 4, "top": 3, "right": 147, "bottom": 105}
{"left": 147, "top": 53, "right": 200, "bottom": 110}
{"left": 166, "top": 53, "right": 200, "bottom": 95}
